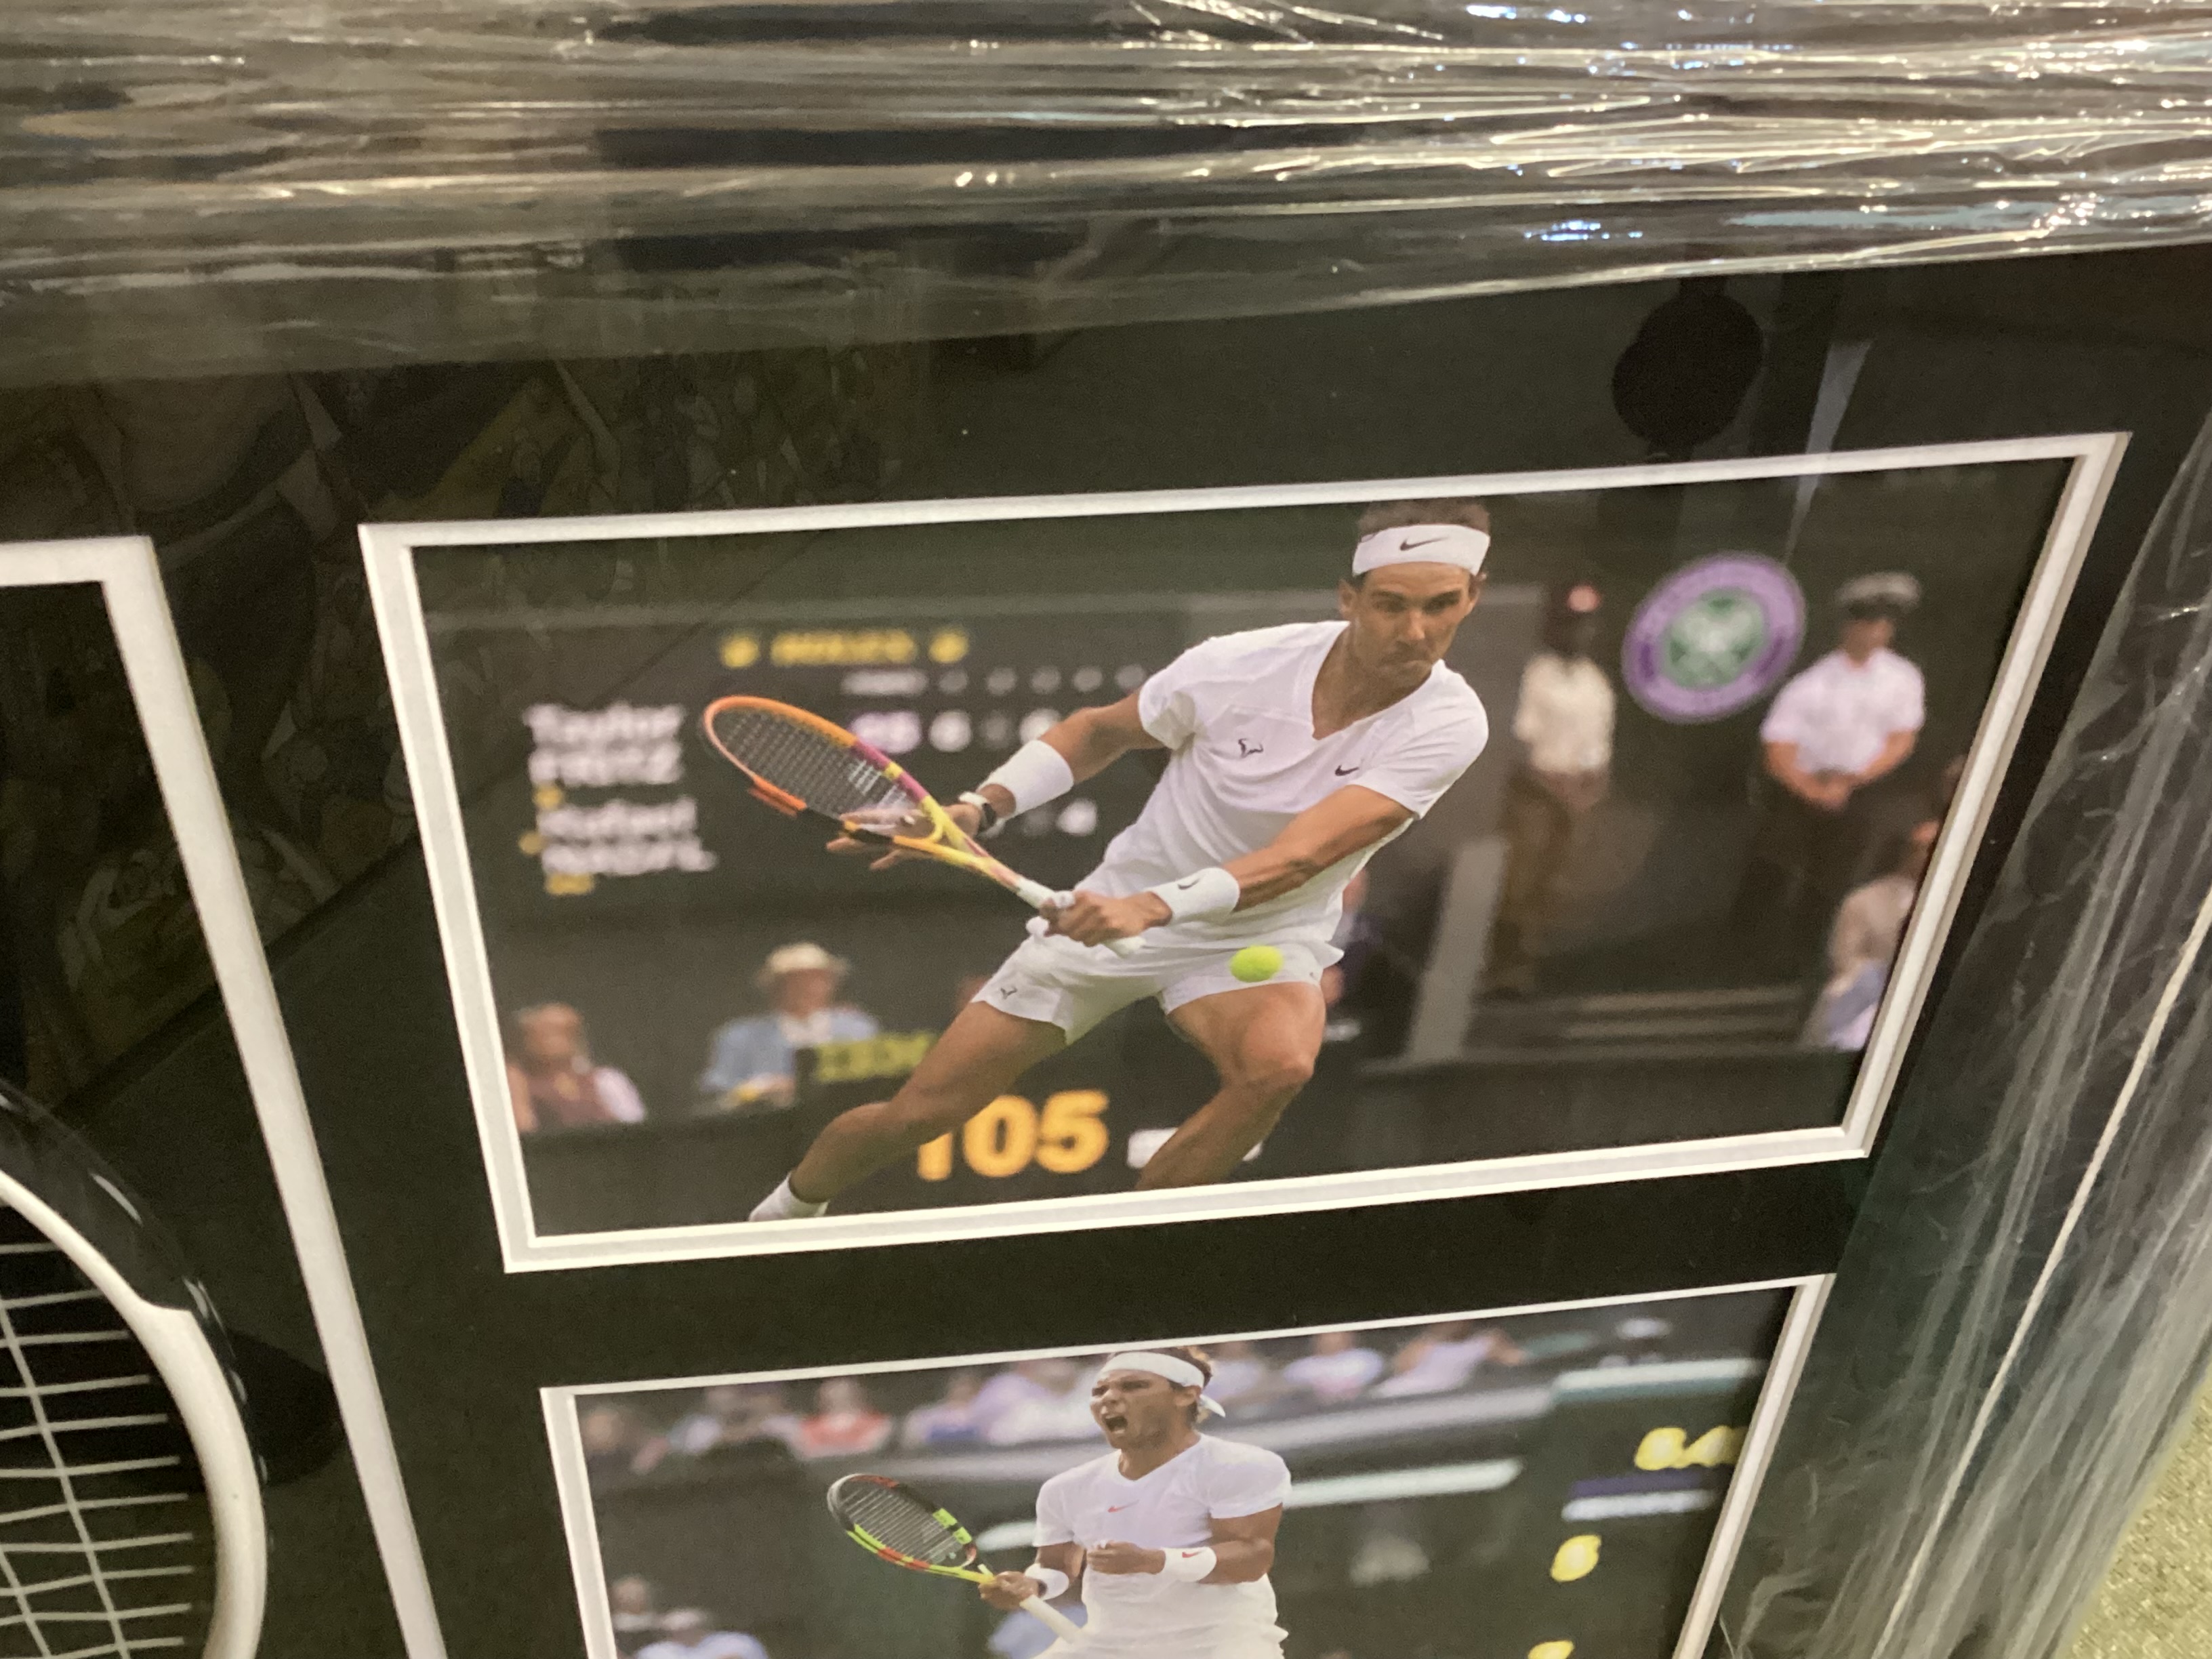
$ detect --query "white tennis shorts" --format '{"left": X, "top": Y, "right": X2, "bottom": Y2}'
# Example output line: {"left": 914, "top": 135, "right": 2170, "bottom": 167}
{"left": 975, "top": 931, "right": 1332, "bottom": 1042}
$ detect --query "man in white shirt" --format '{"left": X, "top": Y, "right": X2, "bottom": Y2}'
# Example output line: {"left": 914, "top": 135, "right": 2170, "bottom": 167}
{"left": 1485, "top": 581, "right": 1614, "bottom": 997}
{"left": 1735, "top": 573, "right": 1926, "bottom": 972}
{"left": 979, "top": 1349, "right": 1292, "bottom": 1659}
{"left": 750, "top": 500, "right": 1493, "bottom": 1221}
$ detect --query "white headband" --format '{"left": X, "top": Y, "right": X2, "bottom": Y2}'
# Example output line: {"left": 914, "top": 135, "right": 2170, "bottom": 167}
{"left": 1353, "top": 523, "right": 1490, "bottom": 577}
{"left": 1099, "top": 1351, "right": 1227, "bottom": 1416}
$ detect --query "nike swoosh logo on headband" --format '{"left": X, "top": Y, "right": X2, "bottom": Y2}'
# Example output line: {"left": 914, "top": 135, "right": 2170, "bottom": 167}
{"left": 1401, "top": 535, "right": 1449, "bottom": 550}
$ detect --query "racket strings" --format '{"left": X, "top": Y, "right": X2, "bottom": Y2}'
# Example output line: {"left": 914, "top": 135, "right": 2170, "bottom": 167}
{"left": 710, "top": 706, "right": 912, "bottom": 821}
{"left": 834, "top": 1480, "right": 970, "bottom": 1568}
{"left": 0, "top": 1207, "right": 211, "bottom": 1659}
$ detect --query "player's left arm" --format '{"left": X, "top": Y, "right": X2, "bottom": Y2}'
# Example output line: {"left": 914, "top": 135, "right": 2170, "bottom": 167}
{"left": 1201, "top": 1504, "right": 1283, "bottom": 1582}
{"left": 1051, "top": 786, "right": 1410, "bottom": 943}
{"left": 1220, "top": 787, "right": 1412, "bottom": 907}
{"left": 1086, "top": 1505, "right": 1283, "bottom": 1584}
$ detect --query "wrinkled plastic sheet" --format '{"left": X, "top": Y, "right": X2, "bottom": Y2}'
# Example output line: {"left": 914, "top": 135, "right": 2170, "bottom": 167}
{"left": 1719, "top": 411, "right": 2212, "bottom": 1659}
{"left": 9, "top": 1, "right": 2212, "bottom": 380}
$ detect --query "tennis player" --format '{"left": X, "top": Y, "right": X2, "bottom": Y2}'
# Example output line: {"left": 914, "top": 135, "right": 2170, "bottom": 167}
{"left": 980, "top": 1348, "right": 1290, "bottom": 1659}
{"left": 751, "top": 499, "right": 1492, "bottom": 1221}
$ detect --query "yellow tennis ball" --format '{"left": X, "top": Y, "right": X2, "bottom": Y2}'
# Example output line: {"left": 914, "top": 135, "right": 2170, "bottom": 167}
{"left": 1231, "top": 945, "right": 1284, "bottom": 983}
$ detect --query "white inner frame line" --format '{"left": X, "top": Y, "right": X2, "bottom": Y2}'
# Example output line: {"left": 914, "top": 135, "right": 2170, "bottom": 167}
{"left": 542, "top": 1273, "right": 1832, "bottom": 1659}
{"left": 0, "top": 541, "right": 449, "bottom": 1659}
{"left": 361, "top": 433, "right": 2127, "bottom": 1271}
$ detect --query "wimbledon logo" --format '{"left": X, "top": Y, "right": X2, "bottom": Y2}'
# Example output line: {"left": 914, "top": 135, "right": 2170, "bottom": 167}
{"left": 1622, "top": 553, "right": 1805, "bottom": 724}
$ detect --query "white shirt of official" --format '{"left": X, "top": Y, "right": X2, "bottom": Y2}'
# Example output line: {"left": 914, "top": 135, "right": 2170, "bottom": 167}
{"left": 1036, "top": 1435, "right": 1292, "bottom": 1654}
{"left": 1090, "top": 621, "right": 1488, "bottom": 949}
{"left": 1512, "top": 651, "right": 1615, "bottom": 774}
{"left": 1759, "top": 647, "right": 1926, "bottom": 776}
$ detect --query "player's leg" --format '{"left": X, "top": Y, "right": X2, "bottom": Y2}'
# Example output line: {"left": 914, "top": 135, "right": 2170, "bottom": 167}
{"left": 760, "top": 1002, "right": 1066, "bottom": 1215}
{"left": 1141, "top": 981, "right": 1327, "bottom": 1189}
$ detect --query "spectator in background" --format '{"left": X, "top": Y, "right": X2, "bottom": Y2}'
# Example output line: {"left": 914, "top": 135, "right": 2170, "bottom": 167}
{"left": 698, "top": 943, "right": 877, "bottom": 1113}
{"left": 968, "top": 1358, "right": 1080, "bottom": 1439}
{"left": 506, "top": 1003, "right": 646, "bottom": 1133}
{"left": 1804, "top": 817, "right": 1940, "bottom": 1052}
{"left": 902, "top": 1370, "right": 989, "bottom": 1448}
{"left": 1282, "top": 1331, "right": 1387, "bottom": 1403}
{"left": 1374, "top": 1322, "right": 1528, "bottom": 1397}
{"left": 1485, "top": 582, "right": 1614, "bottom": 998}
{"left": 984, "top": 1362, "right": 1100, "bottom": 1444}
{"left": 611, "top": 1577, "right": 664, "bottom": 1658}
{"left": 1735, "top": 574, "right": 1926, "bottom": 975}
{"left": 794, "top": 1377, "right": 893, "bottom": 1458}
{"left": 636, "top": 1609, "right": 770, "bottom": 1659}
{"left": 1203, "top": 1340, "right": 1283, "bottom": 1413}
{"left": 664, "top": 1384, "right": 800, "bottom": 1458}
{"left": 581, "top": 1404, "right": 665, "bottom": 1482}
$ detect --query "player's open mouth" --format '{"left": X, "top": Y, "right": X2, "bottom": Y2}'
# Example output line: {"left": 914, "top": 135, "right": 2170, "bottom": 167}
{"left": 1099, "top": 1409, "right": 1128, "bottom": 1433}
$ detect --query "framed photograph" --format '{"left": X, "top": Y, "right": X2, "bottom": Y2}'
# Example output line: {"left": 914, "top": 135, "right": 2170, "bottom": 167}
{"left": 545, "top": 1279, "right": 1827, "bottom": 1659}
{"left": 364, "top": 435, "right": 2123, "bottom": 1268}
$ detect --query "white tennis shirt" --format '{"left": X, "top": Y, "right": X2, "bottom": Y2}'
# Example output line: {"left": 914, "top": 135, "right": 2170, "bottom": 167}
{"left": 1036, "top": 1435, "right": 1291, "bottom": 1652}
{"left": 1759, "top": 647, "right": 1925, "bottom": 775}
{"left": 1086, "top": 621, "right": 1488, "bottom": 949}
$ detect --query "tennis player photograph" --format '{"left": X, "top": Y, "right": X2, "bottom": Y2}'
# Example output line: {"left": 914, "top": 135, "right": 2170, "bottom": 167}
{"left": 548, "top": 1281, "right": 1817, "bottom": 1659}
{"left": 366, "top": 436, "right": 2118, "bottom": 1259}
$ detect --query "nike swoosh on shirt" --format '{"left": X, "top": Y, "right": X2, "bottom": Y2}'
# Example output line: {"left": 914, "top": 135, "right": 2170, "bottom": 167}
{"left": 1334, "top": 764, "right": 1361, "bottom": 775}
{"left": 1105, "top": 1504, "right": 1133, "bottom": 1513}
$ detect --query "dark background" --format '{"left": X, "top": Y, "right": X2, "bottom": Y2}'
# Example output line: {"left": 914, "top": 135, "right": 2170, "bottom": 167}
{"left": 4, "top": 246, "right": 2212, "bottom": 1659}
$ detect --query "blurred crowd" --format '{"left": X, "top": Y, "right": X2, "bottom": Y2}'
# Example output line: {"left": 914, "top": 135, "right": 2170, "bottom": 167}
{"left": 577, "top": 1311, "right": 1725, "bottom": 1486}
{"left": 611, "top": 1577, "right": 769, "bottom": 1659}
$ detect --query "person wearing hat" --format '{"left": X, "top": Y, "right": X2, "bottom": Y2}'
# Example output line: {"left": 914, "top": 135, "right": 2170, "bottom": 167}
{"left": 978, "top": 1347, "right": 1290, "bottom": 1659}
{"left": 747, "top": 500, "right": 1492, "bottom": 1221}
{"left": 1734, "top": 572, "right": 1927, "bottom": 972}
{"left": 1484, "top": 580, "right": 1615, "bottom": 998}
{"left": 696, "top": 942, "right": 878, "bottom": 1112}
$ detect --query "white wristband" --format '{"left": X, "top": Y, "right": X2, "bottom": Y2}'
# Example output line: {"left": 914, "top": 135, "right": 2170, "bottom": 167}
{"left": 983, "top": 739, "right": 1075, "bottom": 817}
{"left": 1146, "top": 866, "right": 1242, "bottom": 924}
{"left": 1158, "top": 1547, "right": 1217, "bottom": 1583}
{"left": 1024, "top": 1563, "right": 1071, "bottom": 1601}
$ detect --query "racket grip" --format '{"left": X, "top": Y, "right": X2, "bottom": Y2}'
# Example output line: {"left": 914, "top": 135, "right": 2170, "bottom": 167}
{"left": 1025, "top": 916, "right": 1142, "bottom": 960}
{"left": 1018, "top": 887, "right": 1143, "bottom": 959}
{"left": 1021, "top": 1595, "right": 1086, "bottom": 1645}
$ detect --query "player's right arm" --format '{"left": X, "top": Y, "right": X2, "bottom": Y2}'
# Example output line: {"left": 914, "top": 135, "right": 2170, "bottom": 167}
{"left": 970, "top": 693, "right": 1162, "bottom": 826}
{"left": 979, "top": 1540, "right": 1084, "bottom": 1611}
{"left": 830, "top": 694, "right": 1160, "bottom": 863}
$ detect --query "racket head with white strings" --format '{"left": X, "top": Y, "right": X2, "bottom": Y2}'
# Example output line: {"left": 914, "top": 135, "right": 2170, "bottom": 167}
{"left": 825, "top": 1473, "right": 1085, "bottom": 1643}
{"left": 703, "top": 696, "right": 1139, "bottom": 957}
{"left": 0, "top": 1079, "right": 266, "bottom": 1659}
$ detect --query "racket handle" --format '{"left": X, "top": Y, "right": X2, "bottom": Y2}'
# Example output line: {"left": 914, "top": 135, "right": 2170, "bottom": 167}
{"left": 1021, "top": 1595, "right": 1086, "bottom": 1644}
{"left": 1017, "top": 887, "right": 1143, "bottom": 959}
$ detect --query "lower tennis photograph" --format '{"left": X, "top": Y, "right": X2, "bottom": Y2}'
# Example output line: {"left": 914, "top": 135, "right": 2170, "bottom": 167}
{"left": 545, "top": 1278, "right": 1824, "bottom": 1659}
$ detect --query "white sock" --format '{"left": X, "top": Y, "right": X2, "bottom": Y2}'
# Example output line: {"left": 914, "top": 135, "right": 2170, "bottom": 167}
{"left": 750, "top": 1176, "right": 829, "bottom": 1223}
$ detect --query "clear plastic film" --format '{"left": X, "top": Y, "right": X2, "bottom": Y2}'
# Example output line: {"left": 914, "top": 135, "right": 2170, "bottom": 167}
{"left": 1718, "top": 411, "right": 2212, "bottom": 1659}
{"left": 12, "top": 1, "right": 2212, "bottom": 381}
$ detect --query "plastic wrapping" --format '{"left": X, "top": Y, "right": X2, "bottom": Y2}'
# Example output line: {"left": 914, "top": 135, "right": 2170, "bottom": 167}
{"left": 1719, "top": 411, "right": 2212, "bottom": 1658}
{"left": 12, "top": 1, "right": 2212, "bottom": 380}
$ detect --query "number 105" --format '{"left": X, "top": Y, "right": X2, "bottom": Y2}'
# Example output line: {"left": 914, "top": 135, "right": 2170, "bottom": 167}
{"left": 918, "top": 1090, "right": 1112, "bottom": 1181}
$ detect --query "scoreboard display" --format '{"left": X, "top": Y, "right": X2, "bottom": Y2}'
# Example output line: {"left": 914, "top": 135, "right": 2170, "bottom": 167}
{"left": 440, "top": 596, "right": 1324, "bottom": 919}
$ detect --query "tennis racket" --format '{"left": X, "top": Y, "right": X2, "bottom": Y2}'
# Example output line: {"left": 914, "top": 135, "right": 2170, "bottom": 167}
{"left": 703, "top": 696, "right": 1140, "bottom": 958}
{"left": 827, "top": 1473, "right": 1085, "bottom": 1643}
{"left": 0, "top": 1078, "right": 265, "bottom": 1659}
